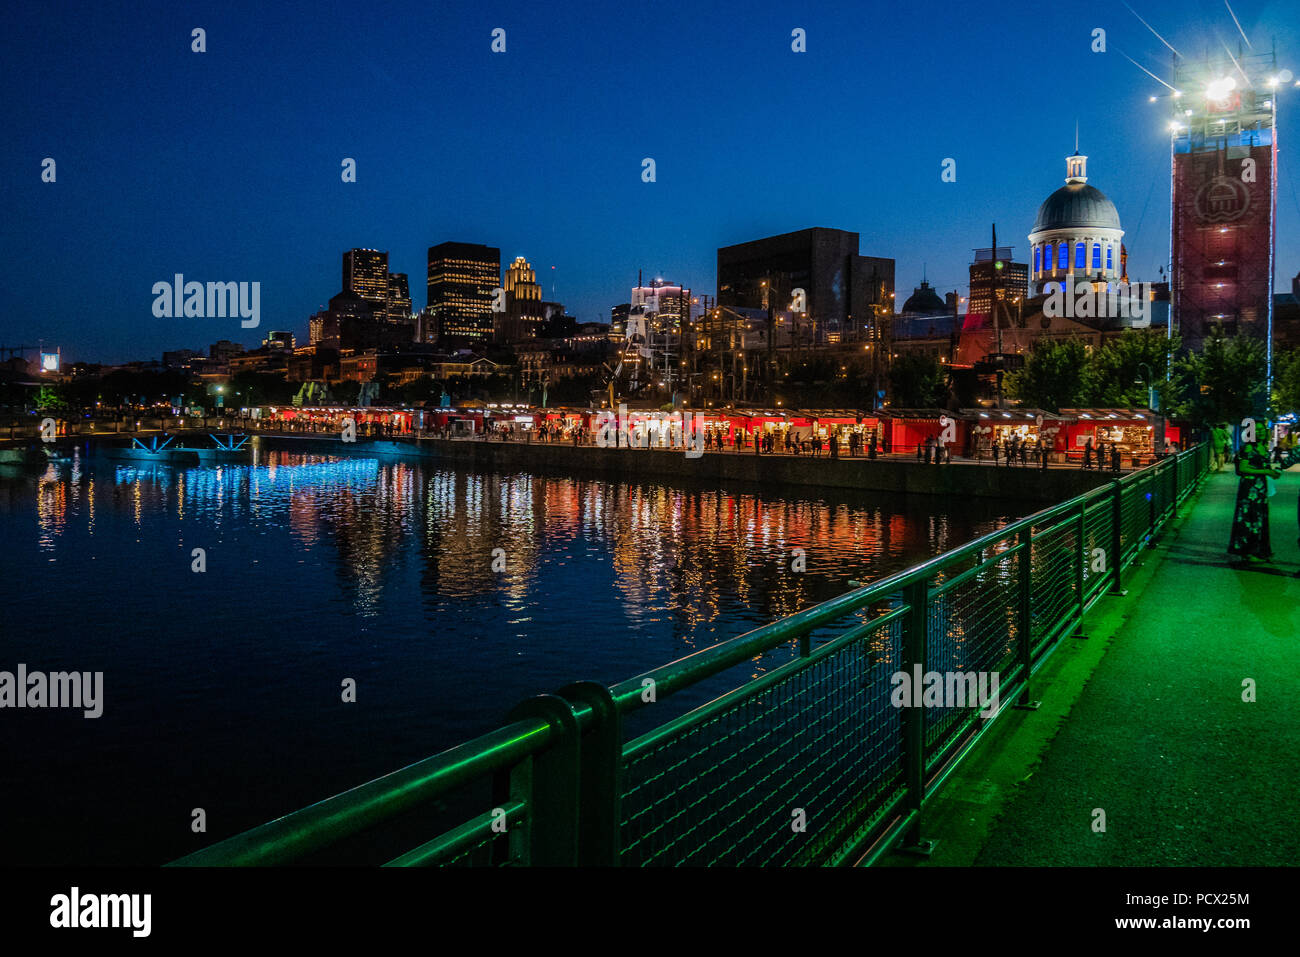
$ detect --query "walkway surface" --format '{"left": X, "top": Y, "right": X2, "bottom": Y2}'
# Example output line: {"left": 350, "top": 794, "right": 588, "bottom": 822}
{"left": 897, "top": 466, "right": 1300, "bottom": 866}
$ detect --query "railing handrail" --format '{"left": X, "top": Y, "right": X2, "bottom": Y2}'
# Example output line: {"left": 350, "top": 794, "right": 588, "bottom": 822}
{"left": 168, "top": 716, "right": 554, "bottom": 866}
{"left": 609, "top": 450, "right": 1186, "bottom": 715}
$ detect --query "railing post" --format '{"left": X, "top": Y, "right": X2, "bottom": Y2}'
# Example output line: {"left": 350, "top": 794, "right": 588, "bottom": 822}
{"left": 1072, "top": 500, "right": 1088, "bottom": 639}
{"left": 556, "top": 681, "right": 623, "bottom": 866}
{"left": 1109, "top": 480, "right": 1126, "bottom": 595}
{"left": 899, "top": 576, "right": 934, "bottom": 856}
{"left": 497, "top": 694, "right": 582, "bottom": 866}
{"left": 1146, "top": 470, "right": 1157, "bottom": 544}
{"left": 1015, "top": 528, "right": 1040, "bottom": 708}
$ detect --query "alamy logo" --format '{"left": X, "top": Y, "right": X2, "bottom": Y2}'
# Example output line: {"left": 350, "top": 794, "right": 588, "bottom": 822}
{"left": 1044, "top": 281, "right": 1151, "bottom": 327}
{"left": 152, "top": 274, "right": 260, "bottom": 328}
{"left": 595, "top": 403, "right": 705, "bottom": 459}
{"left": 890, "top": 666, "right": 1000, "bottom": 718}
{"left": 50, "top": 887, "right": 150, "bottom": 937}
{"left": 0, "top": 665, "right": 103, "bottom": 718}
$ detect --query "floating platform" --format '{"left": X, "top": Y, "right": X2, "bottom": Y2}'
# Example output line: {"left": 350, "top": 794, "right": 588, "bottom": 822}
{"left": 102, "top": 446, "right": 201, "bottom": 465}
{"left": 99, "top": 433, "right": 252, "bottom": 466}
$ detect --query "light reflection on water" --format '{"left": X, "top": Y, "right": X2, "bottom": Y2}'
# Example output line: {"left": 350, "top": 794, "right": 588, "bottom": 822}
{"left": 0, "top": 450, "right": 1019, "bottom": 864}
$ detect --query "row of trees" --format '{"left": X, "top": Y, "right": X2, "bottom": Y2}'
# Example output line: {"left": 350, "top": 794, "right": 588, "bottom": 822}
{"left": 15, "top": 366, "right": 607, "bottom": 415}
{"left": 1005, "top": 327, "right": 1291, "bottom": 426}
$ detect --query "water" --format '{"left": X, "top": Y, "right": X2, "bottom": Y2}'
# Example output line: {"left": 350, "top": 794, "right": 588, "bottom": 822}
{"left": 0, "top": 450, "right": 1020, "bottom": 864}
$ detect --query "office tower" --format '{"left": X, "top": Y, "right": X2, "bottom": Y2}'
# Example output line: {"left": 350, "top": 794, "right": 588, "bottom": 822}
{"left": 343, "top": 249, "right": 390, "bottom": 305}
{"left": 426, "top": 242, "right": 501, "bottom": 344}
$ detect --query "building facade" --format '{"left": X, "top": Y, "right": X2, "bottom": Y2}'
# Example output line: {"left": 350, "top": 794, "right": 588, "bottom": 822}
{"left": 386, "top": 273, "right": 411, "bottom": 324}
{"left": 426, "top": 242, "right": 501, "bottom": 345}
{"left": 969, "top": 247, "right": 1029, "bottom": 321}
{"left": 716, "top": 227, "right": 894, "bottom": 345}
{"left": 343, "top": 249, "right": 390, "bottom": 305}
{"left": 497, "top": 256, "right": 545, "bottom": 342}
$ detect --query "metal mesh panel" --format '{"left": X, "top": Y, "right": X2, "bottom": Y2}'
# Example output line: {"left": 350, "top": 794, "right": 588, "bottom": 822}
{"left": 619, "top": 616, "right": 905, "bottom": 866}
{"left": 437, "top": 830, "right": 511, "bottom": 867}
{"left": 1081, "top": 499, "right": 1113, "bottom": 603}
{"left": 924, "top": 545, "right": 1019, "bottom": 761}
{"left": 1120, "top": 482, "right": 1148, "bottom": 564}
{"left": 1029, "top": 520, "right": 1079, "bottom": 649}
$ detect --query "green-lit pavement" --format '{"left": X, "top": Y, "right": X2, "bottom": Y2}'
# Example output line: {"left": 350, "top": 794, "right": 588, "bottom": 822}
{"left": 888, "top": 466, "right": 1300, "bottom": 866}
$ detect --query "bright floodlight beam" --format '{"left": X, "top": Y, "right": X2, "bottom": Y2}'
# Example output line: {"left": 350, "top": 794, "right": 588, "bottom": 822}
{"left": 1121, "top": 0, "right": 1183, "bottom": 58}
{"left": 1223, "top": 0, "right": 1253, "bottom": 50}
{"left": 1119, "top": 48, "right": 1178, "bottom": 93}
{"left": 1221, "top": 42, "right": 1253, "bottom": 89}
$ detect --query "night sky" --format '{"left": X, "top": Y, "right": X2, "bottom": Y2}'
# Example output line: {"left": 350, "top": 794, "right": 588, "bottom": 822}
{"left": 3, "top": 0, "right": 1299, "bottom": 363}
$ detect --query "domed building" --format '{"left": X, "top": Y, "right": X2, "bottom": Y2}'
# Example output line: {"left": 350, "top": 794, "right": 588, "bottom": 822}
{"left": 1028, "top": 152, "right": 1126, "bottom": 295}
{"left": 900, "top": 279, "right": 948, "bottom": 316}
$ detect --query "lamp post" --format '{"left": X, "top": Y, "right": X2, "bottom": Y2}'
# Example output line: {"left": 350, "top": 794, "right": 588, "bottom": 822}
{"left": 1137, "top": 360, "right": 1166, "bottom": 456}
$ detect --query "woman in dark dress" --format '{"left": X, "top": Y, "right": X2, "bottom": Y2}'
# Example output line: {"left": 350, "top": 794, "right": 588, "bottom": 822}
{"left": 1228, "top": 437, "right": 1282, "bottom": 561}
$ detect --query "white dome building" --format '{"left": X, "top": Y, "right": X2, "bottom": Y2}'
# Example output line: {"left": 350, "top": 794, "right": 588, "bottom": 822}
{"left": 1028, "top": 152, "right": 1126, "bottom": 296}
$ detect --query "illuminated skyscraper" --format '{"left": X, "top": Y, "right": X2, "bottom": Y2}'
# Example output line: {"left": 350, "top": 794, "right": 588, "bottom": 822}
{"left": 498, "top": 256, "right": 545, "bottom": 341}
{"left": 970, "top": 247, "right": 1029, "bottom": 319}
{"left": 386, "top": 272, "right": 411, "bottom": 324}
{"left": 343, "top": 249, "right": 390, "bottom": 305}
{"left": 426, "top": 242, "right": 501, "bottom": 344}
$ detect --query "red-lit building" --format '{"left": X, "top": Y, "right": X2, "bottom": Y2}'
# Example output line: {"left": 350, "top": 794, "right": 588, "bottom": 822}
{"left": 1170, "top": 52, "right": 1279, "bottom": 352}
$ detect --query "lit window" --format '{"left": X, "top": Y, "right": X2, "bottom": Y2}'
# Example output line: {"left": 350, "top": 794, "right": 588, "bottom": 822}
{"left": 1075, "top": 242, "right": 1086, "bottom": 268}
{"left": 1057, "top": 243, "right": 1069, "bottom": 270}
{"left": 1092, "top": 243, "right": 1101, "bottom": 269}
{"left": 1106, "top": 246, "right": 1114, "bottom": 270}
{"left": 1034, "top": 247, "right": 1041, "bottom": 272}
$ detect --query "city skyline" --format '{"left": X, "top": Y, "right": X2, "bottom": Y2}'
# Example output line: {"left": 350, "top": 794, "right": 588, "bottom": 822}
{"left": 4, "top": 0, "right": 1300, "bottom": 363}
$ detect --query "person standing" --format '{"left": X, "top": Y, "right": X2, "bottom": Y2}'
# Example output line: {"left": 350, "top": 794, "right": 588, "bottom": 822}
{"left": 991, "top": 441, "right": 999, "bottom": 467}
{"left": 1083, "top": 437, "right": 1093, "bottom": 470}
{"left": 1229, "top": 433, "right": 1282, "bottom": 562}
{"left": 1111, "top": 444, "right": 1121, "bottom": 472}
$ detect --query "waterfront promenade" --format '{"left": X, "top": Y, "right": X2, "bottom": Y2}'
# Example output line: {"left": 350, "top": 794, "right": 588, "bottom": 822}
{"left": 889, "top": 466, "right": 1300, "bottom": 866}
{"left": 3, "top": 422, "right": 1135, "bottom": 504}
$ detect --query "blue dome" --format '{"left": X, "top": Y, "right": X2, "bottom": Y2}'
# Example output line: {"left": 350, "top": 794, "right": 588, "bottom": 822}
{"left": 1032, "top": 183, "right": 1121, "bottom": 232}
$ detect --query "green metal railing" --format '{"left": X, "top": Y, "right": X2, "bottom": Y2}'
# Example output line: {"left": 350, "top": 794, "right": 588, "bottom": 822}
{"left": 170, "top": 443, "right": 1212, "bottom": 867}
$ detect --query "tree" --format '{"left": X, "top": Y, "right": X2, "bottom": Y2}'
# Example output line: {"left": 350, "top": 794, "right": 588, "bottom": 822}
{"left": 1082, "top": 328, "right": 1186, "bottom": 417}
{"left": 1272, "top": 347, "right": 1300, "bottom": 417}
{"left": 1004, "top": 337, "right": 1087, "bottom": 412}
{"left": 1175, "top": 325, "right": 1267, "bottom": 426}
{"left": 33, "top": 384, "right": 71, "bottom": 412}
{"left": 887, "top": 353, "right": 947, "bottom": 408}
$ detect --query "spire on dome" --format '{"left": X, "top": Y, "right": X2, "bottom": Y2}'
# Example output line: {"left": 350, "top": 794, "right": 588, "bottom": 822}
{"left": 1065, "top": 151, "right": 1088, "bottom": 184}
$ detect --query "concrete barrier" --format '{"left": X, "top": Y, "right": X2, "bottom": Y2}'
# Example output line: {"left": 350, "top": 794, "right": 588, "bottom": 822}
{"left": 416, "top": 438, "right": 1110, "bottom": 504}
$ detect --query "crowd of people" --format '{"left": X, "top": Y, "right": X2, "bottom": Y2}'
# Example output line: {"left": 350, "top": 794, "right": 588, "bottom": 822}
{"left": 457, "top": 419, "right": 1169, "bottom": 472}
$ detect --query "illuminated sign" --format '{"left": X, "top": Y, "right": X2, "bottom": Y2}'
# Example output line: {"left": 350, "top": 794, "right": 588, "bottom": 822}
{"left": 40, "top": 352, "right": 59, "bottom": 372}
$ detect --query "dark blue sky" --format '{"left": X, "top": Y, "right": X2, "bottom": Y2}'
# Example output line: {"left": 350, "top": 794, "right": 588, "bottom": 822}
{"left": 3, "top": 0, "right": 1299, "bottom": 364}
